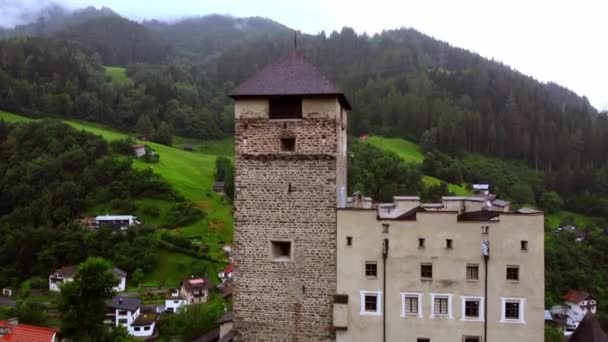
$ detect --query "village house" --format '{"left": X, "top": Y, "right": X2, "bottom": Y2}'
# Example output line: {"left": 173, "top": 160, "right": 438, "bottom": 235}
{"left": 164, "top": 288, "right": 186, "bottom": 314}
{"left": 49, "top": 266, "right": 126, "bottom": 292}
{"left": 563, "top": 289, "right": 598, "bottom": 333}
{"left": 230, "top": 51, "right": 545, "bottom": 341}
{"left": 213, "top": 181, "right": 226, "bottom": 195}
{"left": 132, "top": 144, "right": 146, "bottom": 158}
{"left": 218, "top": 263, "right": 233, "bottom": 283}
{"left": 180, "top": 277, "right": 211, "bottom": 305}
{"left": 95, "top": 215, "right": 140, "bottom": 230}
{"left": 105, "top": 296, "right": 158, "bottom": 338}
{"left": 0, "top": 318, "right": 58, "bottom": 342}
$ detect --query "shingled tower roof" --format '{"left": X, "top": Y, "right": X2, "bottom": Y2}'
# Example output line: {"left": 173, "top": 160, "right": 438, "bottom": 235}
{"left": 569, "top": 312, "right": 608, "bottom": 342}
{"left": 229, "top": 52, "right": 351, "bottom": 110}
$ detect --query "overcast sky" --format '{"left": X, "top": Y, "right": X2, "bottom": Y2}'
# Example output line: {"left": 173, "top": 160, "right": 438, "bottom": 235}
{"left": 3, "top": 0, "right": 607, "bottom": 110}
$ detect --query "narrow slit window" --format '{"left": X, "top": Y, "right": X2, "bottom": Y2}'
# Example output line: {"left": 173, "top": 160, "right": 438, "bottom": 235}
{"left": 418, "top": 238, "right": 425, "bottom": 248}
{"left": 346, "top": 236, "right": 352, "bottom": 246}
{"left": 288, "top": 183, "right": 292, "bottom": 193}
{"left": 280, "top": 138, "right": 296, "bottom": 152}
{"left": 521, "top": 240, "right": 528, "bottom": 250}
{"left": 446, "top": 239, "right": 453, "bottom": 249}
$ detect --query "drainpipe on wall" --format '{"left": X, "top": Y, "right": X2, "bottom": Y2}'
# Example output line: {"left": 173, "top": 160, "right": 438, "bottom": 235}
{"left": 382, "top": 238, "right": 389, "bottom": 342}
{"left": 482, "top": 240, "right": 490, "bottom": 342}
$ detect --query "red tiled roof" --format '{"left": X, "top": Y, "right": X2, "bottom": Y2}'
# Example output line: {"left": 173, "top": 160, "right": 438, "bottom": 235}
{"left": 564, "top": 289, "right": 593, "bottom": 303}
{"left": 223, "top": 263, "right": 234, "bottom": 275}
{"left": 229, "top": 52, "right": 351, "bottom": 110}
{"left": 0, "top": 321, "right": 58, "bottom": 342}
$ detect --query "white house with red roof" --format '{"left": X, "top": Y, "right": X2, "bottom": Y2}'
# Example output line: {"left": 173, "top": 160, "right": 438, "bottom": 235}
{"left": 0, "top": 318, "right": 58, "bottom": 342}
{"left": 564, "top": 289, "right": 598, "bottom": 333}
{"left": 218, "top": 263, "right": 233, "bottom": 283}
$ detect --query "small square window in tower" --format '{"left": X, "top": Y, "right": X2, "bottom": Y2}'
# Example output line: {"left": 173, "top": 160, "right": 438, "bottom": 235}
{"left": 269, "top": 96, "right": 302, "bottom": 119}
{"left": 270, "top": 241, "right": 291, "bottom": 261}
{"left": 280, "top": 138, "right": 296, "bottom": 152}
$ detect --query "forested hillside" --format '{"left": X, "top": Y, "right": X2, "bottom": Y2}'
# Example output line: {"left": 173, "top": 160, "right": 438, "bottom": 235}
{"left": 0, "top": 119, "right": 172, "bottom": 281}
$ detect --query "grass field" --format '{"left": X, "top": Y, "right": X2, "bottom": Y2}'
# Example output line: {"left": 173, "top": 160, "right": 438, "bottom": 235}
{"left": 1, "top": 111, "right": 232, "bottom": 286}
{"left": 364, "top": 135, "right": 470, "bottom": 195}
{"left": 104, "top": 66, "right": 133, "bottom": 87}
{"left": 365, "top": 136, "right": 424, "bottom": 163}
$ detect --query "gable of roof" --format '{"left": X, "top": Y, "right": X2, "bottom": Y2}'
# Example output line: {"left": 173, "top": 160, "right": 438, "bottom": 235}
{"left": 113, "top": 267, "right": 127, "bottom": 278}
{"left": 569, "top": 313, "right": 608, "bottom": 342}
{"left": 229, "top": 52, "right": 351, "bottom": 110}
{"left": 0, "top": 321, "right": 58, "bottom": 342}
{"left": 564, "top": 289, "right": 593, "bottom": 303}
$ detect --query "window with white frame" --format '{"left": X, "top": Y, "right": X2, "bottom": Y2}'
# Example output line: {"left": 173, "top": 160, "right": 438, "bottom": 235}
{"left": 360, "top": 290, "right": 382, "bottom": 316}
{"left": 401, "top": 292, "right": 423, "bottom": 318}
{"left": 461, "top": 296, "right": 484, "bottom": 321}
{"left": 501, "top": 297, "right": 526, "bottom": 323}
{"left": 430, "top": 293, "right": 453, "bottom": 319}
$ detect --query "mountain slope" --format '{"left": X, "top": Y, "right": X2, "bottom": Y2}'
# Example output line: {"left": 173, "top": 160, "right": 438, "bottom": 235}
{"left": 55, "top": 16, "right": 172, "bottom": 65}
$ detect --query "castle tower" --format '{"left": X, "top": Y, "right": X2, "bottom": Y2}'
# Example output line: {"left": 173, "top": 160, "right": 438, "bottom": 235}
{"left": 229, "top": 52, "right": 350, "bottom": 341}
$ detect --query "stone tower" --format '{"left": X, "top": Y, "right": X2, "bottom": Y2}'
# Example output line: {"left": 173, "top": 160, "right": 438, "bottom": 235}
{"left": 229, "top": 52, "right": 350, "bottom": 341}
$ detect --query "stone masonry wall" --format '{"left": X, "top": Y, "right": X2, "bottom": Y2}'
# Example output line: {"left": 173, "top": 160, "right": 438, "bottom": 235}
{"left": 233, "top": 98, "right": 344, "bottom": 341}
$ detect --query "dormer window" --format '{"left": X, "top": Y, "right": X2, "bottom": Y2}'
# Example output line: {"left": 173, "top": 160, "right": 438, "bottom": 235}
{"left": 269, "top": 96, "right": 302, "bottom": 119}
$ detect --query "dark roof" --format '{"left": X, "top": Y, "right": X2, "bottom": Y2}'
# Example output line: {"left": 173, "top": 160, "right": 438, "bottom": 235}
{"left": 51, "top": 266, "right": 78, "bottom": 278}
{"left": 229, "top": 52, "right": 351, "bottom": 110}
{"left": 192, "top": 327, "right": 219, "bottom": 342}
{"left": 0, "top": 297, "right": 16, "bottom": 309}
{"left": 216, "top": 312, "right": 233, "bottom": 324}
{"left": 457, "top": 210, "right": 500, "bottom": 222}
{"left": 131, "top": 311, "right": 158, "bottom": 326}
{"left": 219, "top": 330, "right": 234, "bottom": 342}
{"left": 107, "top": 296, "right": 141, "bottom": 311}
{"left": 181, "top": 277, "right": 211, "bottom": 293}
{"left": 564, "top": 289, "right": 594, "bottom": 303}
{"left": 569, "top": 313, "right": 608, "bottom": 342}
{"left": 52, "top": 266, "right": 126, "bottom": 278}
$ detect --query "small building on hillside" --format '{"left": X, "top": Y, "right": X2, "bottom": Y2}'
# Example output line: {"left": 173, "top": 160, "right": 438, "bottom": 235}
{"left": 105, "top": 296, "right": 158, "bottom": 338}
{"left": 95, "top": 215, "right": 140, "bottom": 230}
{"left": 1, "top": 288, "right": 12, "bottom": 297}
{"left": 183, "top": 144, "right": 194, "bottom": 151}
{"left": 49, "top": 266, "right": 126, "bottom": 292}
{"left": 0, "top": 318, "right": 58, "bottom": 342}
{"left": 213, "top": 181, "right": 226, "bottom": 195}
{"left": 564, "top": 289, "right": 598, "bottom": 333}
{"left": 164, "top": 289, "right": 187, "bottom": 314}
{"left": 218, "top": 264, "right": 233, "bottom": 283}
{"left": 180, "top": 277, "right": 211, "bottom": 305}
{"left": 133, "top": 144, "right": 146, "bottom": 158}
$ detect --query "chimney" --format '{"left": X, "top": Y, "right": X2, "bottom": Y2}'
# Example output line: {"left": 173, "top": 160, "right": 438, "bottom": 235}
{"left": 0, "top": 327, "right": 10, "bottom": 336}
{"left": 7, "top": 318, "right": 18, "bottom": 326}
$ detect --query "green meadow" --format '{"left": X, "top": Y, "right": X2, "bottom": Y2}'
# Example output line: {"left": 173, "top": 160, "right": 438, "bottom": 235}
{"left": 104, "top": 66, "right": 134, "bottom": 86}
{"left": 364, "top": 135, "right": 470, "bottom": 195}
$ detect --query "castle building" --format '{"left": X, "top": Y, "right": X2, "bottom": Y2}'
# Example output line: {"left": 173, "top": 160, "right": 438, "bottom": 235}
{"left": 230, "top": 52, "right": 544, "bottom": 342}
